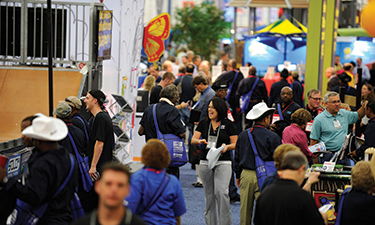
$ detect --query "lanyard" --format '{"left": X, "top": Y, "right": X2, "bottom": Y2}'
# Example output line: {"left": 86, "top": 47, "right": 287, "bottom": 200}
{"left": 280, "top": 101, "right": 294, "bottom": 114}
{"left": 250, "top": 124, "right": 266, "bottom": 133}
{"left": 207, "top": 121, "right": 222, "bottom": 149}
{"left": 193, "top": 87, "right": 209, "bottom": 109}
{"left": 145, "top": 167, "right": 165, "bottom": 174}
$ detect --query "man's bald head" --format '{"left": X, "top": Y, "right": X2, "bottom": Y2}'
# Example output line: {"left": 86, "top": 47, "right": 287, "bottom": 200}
{"left": 199, "top": 60, "right": 210, "bottom": 72}
{"left": 325, "top": 67, "right": 336, "bottom": 78}
{"left": 343, "top": 62, "right": 353, "bottom": 72}
{"left": 249, "top": 66, "right": 256, "bottom": 75}
{"left": 162, "top": 60, "right": 173, "bottom": 72}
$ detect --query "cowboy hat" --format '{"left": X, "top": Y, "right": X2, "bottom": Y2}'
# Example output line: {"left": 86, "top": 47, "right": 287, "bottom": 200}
{"left": 246, "top": 102, "right": 275, "bottom": 120}
{"left": 22, "top": 114, "right": 68, "bottom": 141}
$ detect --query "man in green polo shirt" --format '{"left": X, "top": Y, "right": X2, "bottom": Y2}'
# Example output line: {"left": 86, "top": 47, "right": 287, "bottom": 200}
{"left": 310, "top": 92, "right": 365, "bottom": 163}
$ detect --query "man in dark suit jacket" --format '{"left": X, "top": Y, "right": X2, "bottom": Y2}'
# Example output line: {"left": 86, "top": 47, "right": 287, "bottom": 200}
{"left": 236, "top": 66, "right": 268, "bottom": 128}
{"left": 216, "top": 59, "right": 244, "bottom": 133}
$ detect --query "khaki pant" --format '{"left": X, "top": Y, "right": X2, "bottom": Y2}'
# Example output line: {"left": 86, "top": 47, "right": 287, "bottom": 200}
{"left": 240, "top": 169, "right": 259, "bottom": 225}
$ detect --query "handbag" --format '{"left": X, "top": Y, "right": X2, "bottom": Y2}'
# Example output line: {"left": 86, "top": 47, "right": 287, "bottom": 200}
{"left": 240, "top": 77, "right": 260, "bottom": 113}
{"left": 152, "top": 104, "right": 188, "bottom": 167}
{"left": 11, "top": 154, "right": 84, "bottom": 225}
{"left": 71, "top": 193, "right": 85, "bottom": 220}
{"left": 68, "top": 132, "right": 93, "bottom": 192}
{"left": 188, "top": 108, "right": 201, "bottom": 124}
{"left": 247, "top": 129, "right": 277, "bottom": 188}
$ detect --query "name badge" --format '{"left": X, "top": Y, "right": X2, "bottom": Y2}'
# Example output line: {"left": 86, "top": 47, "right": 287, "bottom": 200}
{"left": 305, "top": 121, "right": 313, "bottom": 132}
{"left": 207, "top": 135, "right": 218, "bottom": 149}
{"left": 272, "top": 115, "right": 280, "bottom": 124}
{"left": 227, "top": 109, "right": 234, "bottom": 122}
{"left": 333, "top": 120, "right": 342, "bottom": 129}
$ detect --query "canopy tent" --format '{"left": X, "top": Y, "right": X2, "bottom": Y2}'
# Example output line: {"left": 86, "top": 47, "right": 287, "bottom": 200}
{"left": 256, "top": 18, "right": 307, "bottom": 35}
{"left": 242, "top": 19, "right": 307, "bottom": 74}
{"left": 244, "top": 19, "right": 307, "bottom": 62}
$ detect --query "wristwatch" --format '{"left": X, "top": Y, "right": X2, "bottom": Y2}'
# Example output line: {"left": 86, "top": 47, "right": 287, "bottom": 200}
{"left": 2, "top": 176, "right": 9, "bottom": 184}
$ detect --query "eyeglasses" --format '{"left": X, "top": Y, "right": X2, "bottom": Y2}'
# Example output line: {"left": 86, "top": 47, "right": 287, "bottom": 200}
{"left": 310, "top": 97, "right": 322, "bottom": 101}
{"left": 218, "top": 88, "right": 227, "bottom": 92}
{"left": 328, "top": 100, "right": 341, "bottom": 104}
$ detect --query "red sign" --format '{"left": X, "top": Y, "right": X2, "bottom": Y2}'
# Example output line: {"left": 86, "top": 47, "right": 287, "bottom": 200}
{"left": 78, "top": 62, "right": 85, "bottom": 69}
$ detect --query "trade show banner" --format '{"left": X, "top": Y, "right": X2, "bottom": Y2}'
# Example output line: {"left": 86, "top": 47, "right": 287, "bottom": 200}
{"left": 98, "top": 10, "right": 113, "bottom": 61}
{"left": 336, "top": 38, "right": 375, "bottom": 66}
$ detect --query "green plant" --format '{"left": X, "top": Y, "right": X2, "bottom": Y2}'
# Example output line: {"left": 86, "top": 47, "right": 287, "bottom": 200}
{"left": 173, "top": 2, "right": 230, "bottom": 60}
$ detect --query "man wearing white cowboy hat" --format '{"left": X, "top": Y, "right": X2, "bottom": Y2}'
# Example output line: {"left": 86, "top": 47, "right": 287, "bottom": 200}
{"left": 0, "top": 114, "right": 78, "bottom": 224}
{"left": 234, "top": 102, "right": 281, "bottom": 225}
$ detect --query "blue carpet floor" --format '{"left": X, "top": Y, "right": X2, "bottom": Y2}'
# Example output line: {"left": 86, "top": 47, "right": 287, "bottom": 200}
{"left": 180, "top": 163, "right": 241, "bottom": 225}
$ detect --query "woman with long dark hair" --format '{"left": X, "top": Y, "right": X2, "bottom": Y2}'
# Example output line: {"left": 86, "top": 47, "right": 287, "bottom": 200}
{"left": 360, "top": 84, "right": 375, "bottom": 133}
{"left": 191, "top": 97, "right": 238, "bottom": 225}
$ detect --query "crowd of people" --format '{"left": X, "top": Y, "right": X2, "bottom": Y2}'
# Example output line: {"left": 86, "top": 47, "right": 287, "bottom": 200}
{"left": 136, "top": 49, "right": 375, "bottom": 225}
{"left": 1, "top": 47, "right": 375, "bottom": 225}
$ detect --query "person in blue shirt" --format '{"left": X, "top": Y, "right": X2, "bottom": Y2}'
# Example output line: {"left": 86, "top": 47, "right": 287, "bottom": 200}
{"left": 310, "top": 92, "right": 366, "bottom": 163}
{"left": 192, "top": 75, "right": 216, "bottom": 122}
{"left": 353, "top": 57, "right": 371, "bottom": 83}
{"left": 126, "top": 139, "right": 186, "bottom": 225}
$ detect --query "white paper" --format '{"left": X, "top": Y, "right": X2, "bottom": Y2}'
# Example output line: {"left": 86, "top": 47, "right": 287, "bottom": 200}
{"left": 207, "top": 145, "right": 225, "bottom": 170}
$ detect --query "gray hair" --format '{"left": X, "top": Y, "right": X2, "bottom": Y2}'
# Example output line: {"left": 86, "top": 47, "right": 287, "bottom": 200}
{"left": 307, "top": 89, "right": 321, "bottom": 98}
{"left": 160, "top": 84, "right": 178, "bottom": 100}
{"left": 280, "top": 151, "right": 308, "bottom": 171}
{"left": 324, "top": 91, "right": 339, "bottom": 103}
{"left": 281, "top": 86, "right": 292, "bottom": 94}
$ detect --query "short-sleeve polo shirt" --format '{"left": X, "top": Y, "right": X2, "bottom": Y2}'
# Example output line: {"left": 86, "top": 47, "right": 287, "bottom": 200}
{"left": 310, "top": 109, "right": 358, "bottom": 151}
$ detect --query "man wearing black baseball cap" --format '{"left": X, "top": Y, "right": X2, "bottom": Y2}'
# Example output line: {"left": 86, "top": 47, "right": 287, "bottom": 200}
{"left": 84, "top": 89, "right": 114, "bottom": 212}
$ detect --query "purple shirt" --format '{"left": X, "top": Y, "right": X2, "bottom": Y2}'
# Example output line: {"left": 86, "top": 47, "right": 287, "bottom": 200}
{"left": 282, "top": 124, "right": 313, "bottom": 160}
